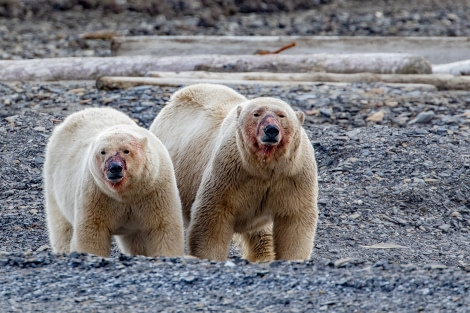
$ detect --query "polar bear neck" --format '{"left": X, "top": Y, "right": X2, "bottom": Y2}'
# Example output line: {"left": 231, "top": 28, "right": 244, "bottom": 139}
{"left": 236, "top": 126, "right": 303, "bottom": 177}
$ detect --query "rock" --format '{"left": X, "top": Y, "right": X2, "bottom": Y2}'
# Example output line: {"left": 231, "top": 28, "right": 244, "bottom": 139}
{"left": 413, "top": 178, "right": 426, "bottom": 185}
{"left": 181, "top": 275, "right": 197, "bottom": 283}
{"left": 426, "top": 264, "right": 448, "bottom": 270}
{"left": 34, "top": 156, "right": 45, "bottom": 165}
{"left": 361, "top": 243, "right": 408, "bottom": 249}
{"left": 350, "top": 213, "right": 361, "bottom": 219}
{"left": 319, "top": 108, "right": 332, "bottom": 118}
{"left": 408, "top": 111, "right": 435, "bottom": 124}
{"left": 345, "top": 128, "right": 361, "bottom": 140}
{"left": 334, "top": 257, "right": 356, "bottom": 268}
{"left": 385, "top": 100, "right": 398, "bottom": 107}
{"left": 438, "top": 224, "right": 451, "bottom": 232}
{"left": 33, "top": 126, "right": 46, "bottom": 132}
{"left": 5, "top": 115, "right": 18, "bottom": 123}
{"left": 36, "top": 245, "right": 50, "bottom": 252}
{"left": 458, "top": 261, "right": 470, "bottom": 272}
{"left": 3, "top": 190, "right": 15, "bottom": 197}
{"left": 366, "top": 110, "right": 385, "bottom": 122}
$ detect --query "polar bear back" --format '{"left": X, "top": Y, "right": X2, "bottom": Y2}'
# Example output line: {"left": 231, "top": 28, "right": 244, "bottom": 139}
{"left": 45, "top": 108, "right": 136, "bottom": 172}
{"left": 50, "top": 107, "right": 135, "bottom": 145}
{"left": 151, "top": 83, "right": 246, "bottom": 156}
{"left": 150, "top": 84, "right": 247, "bottom": 222}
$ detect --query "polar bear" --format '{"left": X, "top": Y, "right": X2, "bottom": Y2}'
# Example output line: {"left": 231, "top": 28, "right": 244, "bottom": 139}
{"left": 44, "top": 107, "right": 184, "bottom": 257}
{"left": 150, "top": 84, "right": 318, "bottom": 261}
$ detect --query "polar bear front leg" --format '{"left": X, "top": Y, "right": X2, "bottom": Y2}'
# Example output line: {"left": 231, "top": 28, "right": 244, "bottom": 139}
{"left": 273, "top": 212, "right": 317, "bottom": 261}
{"left": 143, "top": 226, "right": 184, "bottom": 257}
{"left": 70, "top": 213, "right": 112, "bottom": 257}
{"left": 187, "top": 205, "right": 234, "bottom": 261}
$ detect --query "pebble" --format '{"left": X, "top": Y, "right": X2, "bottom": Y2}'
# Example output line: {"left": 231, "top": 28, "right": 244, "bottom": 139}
{"left": 426, "top": 264, "right": 448, "bottom": 270}
{"left": 33, "top": 126, "right": 46, "bottom": 132}
{"left": 3, "top": 190, "right": 15, "bottom": 197}
{"left": 350, "top": 213, "right": 361, "bottom": 219}
{"left": 413, "top": 178, "right": 426, "bottom": 185}
{"left": 5, "top": 115, "right": 18, "bottom": 123}
{"left": 34, "top": 156, "right": 45, "bottom": 165}
{"left": 366, "top": 110, "right": 385, "bottom": 122}
{"left": 319, "top": 108, "right": 332, "bottom": 118}
{"left": 408, "top": 111, "right": 435, "bottom": 124}
{"left": 334, "top": 258, "right": 356, "bottom": 268}
{"left": 438, "top": 224, "right": 451, "bottom": 232}
{"left": 35, "top": 245, "right": 50, "bottom": 252}
{"left": 345, "top": 129, "right": 361, "bottom": 140}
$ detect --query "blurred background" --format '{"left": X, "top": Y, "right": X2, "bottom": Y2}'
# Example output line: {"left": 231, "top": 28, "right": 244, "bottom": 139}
{"left": 0, "top": 0, "right": 468, "bottom": 59}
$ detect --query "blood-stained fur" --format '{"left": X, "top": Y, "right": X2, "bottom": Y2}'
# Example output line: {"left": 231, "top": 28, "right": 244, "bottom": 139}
{"left": 44, "top": 107, "right": 184, "bottom": 257}
{"left": 150, "top": 84, "right": 318, "bottom": 262}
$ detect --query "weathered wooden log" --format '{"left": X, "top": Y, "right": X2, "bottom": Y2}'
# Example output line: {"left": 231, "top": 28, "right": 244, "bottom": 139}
{"left": 110, "top": 35, "right": 470, "bottom": 64}
{"left": 0, "top": 53, "right": 431, "bottom": 81}
{"left": 195, "top": 53, "right": 431, "bottom": 74}
{"left": 95, "top": 76, "right": 349, "bottom": 90}
{"left": 79, "top": 31, "right": 119, "bottom": 40}
{"left": 97, "top": 72, "right": 470, "bottom": 91}
{"left": 433, "top": 60, "right": 470, "bottom": 75}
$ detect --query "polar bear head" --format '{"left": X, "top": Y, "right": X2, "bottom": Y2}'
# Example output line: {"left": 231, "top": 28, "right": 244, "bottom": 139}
{"left": 236, "top": 97, "right": 305, "bottom": 163}
{"left": 89, "top": 127, "right": 149, "bottom": 200}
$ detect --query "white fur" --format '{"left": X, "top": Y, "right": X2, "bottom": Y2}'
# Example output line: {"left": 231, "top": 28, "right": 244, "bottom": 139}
{"left": 151, "top": 84, "right": 319, "bottom": 261}
{"left": 44, "top": 107, "right": 184, "bottom": 257}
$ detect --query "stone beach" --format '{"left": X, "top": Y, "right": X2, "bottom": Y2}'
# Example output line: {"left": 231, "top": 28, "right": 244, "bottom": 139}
{"left": 1, "top": 1, "right": 470, "bottom": 312}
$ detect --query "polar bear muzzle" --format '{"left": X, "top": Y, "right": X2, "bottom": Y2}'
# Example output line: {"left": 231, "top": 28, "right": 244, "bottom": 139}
{"left": 105, "top": 155, "right": 127, "bottom": 183}
{"left": 262, "top": 124, "right": 280, "bottom": 144}
{"left": 258, "top": 115, "right": 281, "bottom": 145}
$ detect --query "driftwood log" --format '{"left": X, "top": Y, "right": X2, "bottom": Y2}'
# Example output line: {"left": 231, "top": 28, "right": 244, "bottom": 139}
{"left": 110, "top": 35, "right": 470, "bottom": 64}
{"left": 433, "top": 60, "right": 470, "bottom": 76}
{"left": 95, "top": 76, "right": 348, "bottom": 90}
{"left": 96, "top": 72, "right": 470, "bottom": 91}
{"left": 0, "top": 53, "right": 432, "bottom": 81}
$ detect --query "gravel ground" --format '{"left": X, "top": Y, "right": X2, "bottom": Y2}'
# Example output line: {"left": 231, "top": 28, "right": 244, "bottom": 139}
{"left": 1, "top": 0, "right": 470, "bottom": 312}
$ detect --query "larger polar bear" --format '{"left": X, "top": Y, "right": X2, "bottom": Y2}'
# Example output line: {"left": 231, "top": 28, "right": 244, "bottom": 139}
{"left": 44, "top": 107, "right": 184, "bottom": 257}
{"left": 150, "top": 84, "right": 318, "bottom": 261}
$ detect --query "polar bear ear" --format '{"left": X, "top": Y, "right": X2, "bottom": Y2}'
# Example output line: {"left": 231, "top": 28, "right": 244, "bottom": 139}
{"left": 138, "top": 136, "right": 148, "bottom": 147}
{"left": 236, "top": 106, "right": 242, "bottom": 118}
{"left": 296, "top": 111, "right": 305, "bottom": 125}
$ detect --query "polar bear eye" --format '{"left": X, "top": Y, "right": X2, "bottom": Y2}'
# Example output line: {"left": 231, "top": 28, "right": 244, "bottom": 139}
{"left": 253, "top": 113, "right": 260, "bottom": 117}
{"left": 100, "top": 150, "right": 105, "bottom": 155}
{"left": 279, "top": 114, "right": 286, "bottom": 118}
{"left": 123, "top": 149, "right": 130, "bottom": 154}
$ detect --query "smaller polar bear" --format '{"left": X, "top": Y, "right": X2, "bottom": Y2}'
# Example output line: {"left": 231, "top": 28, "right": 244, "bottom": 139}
{"left": 150, "top": 84, "right": 318, "bottom": 262}
{"left": 44, "top": 107, "right": 184, "bottom": 257}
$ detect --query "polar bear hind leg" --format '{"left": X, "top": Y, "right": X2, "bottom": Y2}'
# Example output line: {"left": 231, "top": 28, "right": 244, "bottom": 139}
{"left": 237, "top": 225, "right": 275, "bottom": 262}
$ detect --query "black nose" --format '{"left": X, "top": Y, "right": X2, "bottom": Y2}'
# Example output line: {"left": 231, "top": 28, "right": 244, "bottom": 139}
{"left": 109, "top": 162, "right": 123, "bottom": 174}
{"left": 264, "top": 125, "right": 279, "bottom": 138}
